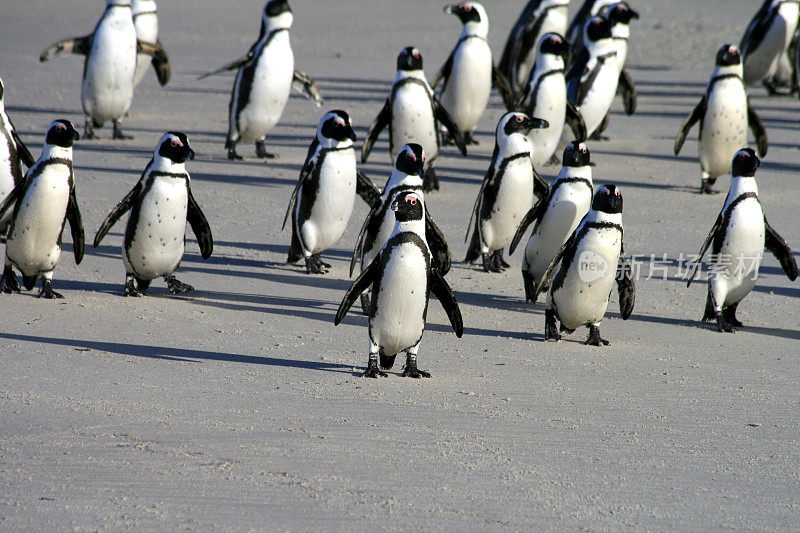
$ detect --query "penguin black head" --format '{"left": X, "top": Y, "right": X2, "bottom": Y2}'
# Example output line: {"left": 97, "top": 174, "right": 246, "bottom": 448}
{"left": 158, "top": 132, "right": 195, "bottom": 163}
{"left": 397, "top": 47, "right": 423, "bottom": 71}
{"left": 731, "top": 148, "right": 760, "bottom": 177}
{"left": 715, "top": 44, "right": 741, "bottom": 66}
{"left": 592, "top": 184, "right": 623, "bottom": 214}
{"left": 443, "top": 2, "right": 483, "bottom": 24}
{"left": 500, "top": 112, "right": 548, "bottom": 137}
{"left": 45, "top": 119, "right": 79, "bottom": 147}
{"left": 395, "top": 143, "right": 426, "bottom": 177}
{"left": 539, "top": 33, "right": 571, "bottom": 58}
{"left": 562, "top": 141, "right": 591, "bottom": 167}
{"left": 391, "top": 191, "right": 424, "bottom": 222}
{"left": 585, "top": 16, "right": 613, "bottom": 42}
{"left": 265, "top": 0, "right": 291, "bottom": 17}
{"left": 606, "top": 3, "right": 639, "bottom": 25}
{"left": 319, "top": 110, "right": 357, "bottom": 142}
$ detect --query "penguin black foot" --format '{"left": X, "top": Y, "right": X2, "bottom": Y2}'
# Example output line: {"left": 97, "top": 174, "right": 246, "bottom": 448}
{"left": 423, "top": 167, "right": 439, "bottom": 192}
{"left": 38, "top": 280, "right": 63, "bottom": 299}
{"left": 227, "top": 146, "right": 244, "bottom": 160}
{"left": 522, "top": 271, "right": 538, "bottom": 303}
{"left": 723, "top": 305, "right": 744, "bottom": 328}
{"left": 401, "top": 355, "right": 431, "bottom": 378}
{"left": 546, "top": 153, "right": 561, "bottom": 167}
{"left": 83, "top": 119, "right": 97, "bottom": 140}
{"left": 463, "top": 131, "right": 479, "bottom": 145}
{"left": 1, "top": 266, "right": 21, "bottom": 294}
{"left": 493, "top": 250, "right": 510, "bottom": 269}
{"left": 255, "top": 141, "right": 277, "bottom": 159}
{"left": 112, "top": 121, "right": 133, "bottom": 140}
{"left": 585, "top": 325, "right": 609, "bottom": 346}
{"left": 588, "top": 131, "right": 609, "bottom": 141}
{"left": 359, "top": 291, "right": 372, "bottom": 316}
{"left": 714, "top": 311, "right": 736, "bottom": 333}
{"left": 545, "top": 309, "right": 561, "bottom": 341}
{"left": 700, "top": 179, "right": 719, "bottom": 195}
{"left": 124, "top": 275, "right": 143, "bottom": 297}
{"left": 482, "top": 251, "right": 506, "bottom": 273}
{"left": 165, "top": 275, "right": 193, "bottom": 294}
{"left": 363, "top": 359, "right": 388, "bottom": 378}
{"left": 305, "top": 254, "right": 330, "bottom": 274}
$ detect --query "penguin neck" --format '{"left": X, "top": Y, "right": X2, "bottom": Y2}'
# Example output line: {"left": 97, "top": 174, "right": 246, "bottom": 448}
{"left": 132, "top": 0, "right": 156, "bottom": 16}
{"left": 591, "top": 0, "right": 615, "bottom": 16}
{"left": 498, "top": 133, "right": 532, "bottom": 159}
{"left": 585, "top": 208, "right": 622, "bottom": 226}
{"left": 557, "top": 165, "right": 592, "bottom": 183}
{"left": 711, "top": 63, "right": 742, "bottom": 80}
{"left": 588, "top": 38, "right": 617, "bottom": 58}
{"left": 611, "top": 23, "right": 630, "bottom": 41}
{"left": 396, "top": 69, "right": 430, "bottom": 87}
{"left": 317, "top": 135, "right": 353, "bottom": 150}
{"left": 41, "top": 144, "right": 72, "bottom": 161}
{"left": 778, "top": 1, "right": 800, "bottom": 20}
{"left": 461, "top": 20, "right": 488, "bottom": 39}
{"left": 265, "top": 12, "right": 293, "bottom": 33}
{"left": 384, "top": 170, "right": 423, "bottom": 195}
{"left": 151, "top": 155, "right": 186, "bottom": 174}
{"left": 533, "top": 53, "right": 564, "bottom": 76}
{"left": 728, "top": 175, "right": 758, "bottom": 199}
{"left": 391, "top": 217, "right": 426, "bottom": 240}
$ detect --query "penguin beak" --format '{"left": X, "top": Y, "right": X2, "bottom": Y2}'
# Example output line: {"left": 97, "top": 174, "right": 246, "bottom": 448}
{"left": 529, "top": 117, "right": 549, "bottom": 131}
{"left": 443, "top": 4, "right": 457, "bottom": 14}
{"left": 72, "top": 129, "right": 80, "bottom": 141}
{"left": 346, "top": 124, "right": 357, "bottom": 142}
{"left": 185, "top": 146, "right": 195, "bottom": 161}
{"left": 629, "top": 8, "right": 639, "bottom": 20}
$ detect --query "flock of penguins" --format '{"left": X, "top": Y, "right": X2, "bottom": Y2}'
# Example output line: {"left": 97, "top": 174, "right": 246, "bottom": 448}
{"left": 0, "top": 0, "right": 798, "bottom": 378}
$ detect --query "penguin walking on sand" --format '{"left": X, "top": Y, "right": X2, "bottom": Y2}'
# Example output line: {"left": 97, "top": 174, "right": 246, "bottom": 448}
{"left": 199, "top": 0, "right": 323, "bottom": 160}
{"left": 540, "top": 184, "right": 635, "bottom": 345}
{"left": 93, "top": 132, "right": 212, "bottom": 296}
{"left": 40, "top": 0, "right": 170, "bottom": 140}
{"left": 351, "top": 144, "right": 452, "bottom": 315}
{"left": 0, "top": 120, "right": 83, "bottom": 299}
{"left": 335, "top": 191, "right": 463, "bottom": 379}
{"left": 0, "top": 78, "right": 36, "bottom": 235}
{"left": 132, "top": 0, "right": 169, "bottom": 88}
{"left": 516, "top": 33, "right": 587, "bottom": 167}
{"left": 498, "top": 0, "right": 570, "bottom": 98}
{"left": 362, "top": 47, "right": 467, "bottom": 192}
{"left": 740, "top": 0, "right": 800, "bottom": 94}
{"left": 433, "top": 2, "right": 517, "bottom": 145}
{"left": 509, "top": 141, "right": 594, "bottom": 302}
{"left": 687, "top": 148, "right": 797, "bottom": 332}
{"left": 464, "top": 112, "right": 550, "bottom": 273}
{"left": 674, "top": 45, "right": 768, "bottom": 195}
{"left": 283, "top": 110, "right": 379, "bottom": 274}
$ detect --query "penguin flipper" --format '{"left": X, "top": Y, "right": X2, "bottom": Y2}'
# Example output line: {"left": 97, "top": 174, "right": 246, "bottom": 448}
{"left": 66, "top": 187, "right": 84, "bottom": 265}
{"left": 687, "top": 213, "right": 723, "bottom": 287}
{"left": 350, "top": 201, "right": 380, "bottom": 277}
{"left": 282, "top": 157, "right": 315, "bottom": 230}
{"left": 197, "top": 54, "right": 252, "bottom": 80}
{"left": 355, "top": 169, "right": 380, "bottom": 206}
{"left": 429, "top": 268, "right": 463, "bottom": 338}
{"left": 509, "top": 196, "right": 547, "bottom": 255}
{"left": 464, "top": 155, "right": 495, "bottom": 243}
{"left": 93, "top": 181, "right": 141, "bottom": 248}
{"left": 187, "top": 185, "right": 213, "bottom": 260}
{"left": 39, "top": 35, "right": 92, "bottom": 62}
{"left": 424, "top": 211, "right": 451, "bottom": 275}
{"left": 538, "top": 231, "right": 576, "bottom": 300}
{"left": 137, "top": 40, "right": 171, "bottom": 86}
{"left": 335, "top": 258, "right": 381, "bottom": 325}
{"left": 746, "top": 100, "right": 768, "bottom": 157}
{"left": 492, "top": 64, "right": 518, "bottom": 111}
{"left": 9, "top": 121, "right": 35, "bottom": 168}
{"left": 618, "top": 68, "right": 637, "bottom": 115}
{"left": 674, "top": 95, "right": 706, "bottom": 155}
{"left": 764, "top": 219, "right": 798, "bottom": 281}
{"left": 0, "top": 178, "right": 27, "bottom": 222}
{"left": 431, "top": 49, "right": 454, "bottom": 91}
{"left": 292, "top": 69, "right": 323, "bottom": 106}
{"left": 739, "top": 0, "right": 775, "bottom": 58}
{"left": 565, "top": 100, "right": 587, "bottom": 142}
{"left": 433, "top": 100, "right": 467, "bottom": 156}
{"left": 532, "top": 165, "right": 549, "bottom": 199}
{"left": 616, "top": 253, "right": 635, "bottom": 320}
{"left": 362, "top": 99, "right": 390, "bottom": 163}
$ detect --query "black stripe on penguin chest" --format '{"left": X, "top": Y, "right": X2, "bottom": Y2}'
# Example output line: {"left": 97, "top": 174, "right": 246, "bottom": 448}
{"left": 234, "top": 28, "right": 288, "bottom": 119}
{"left": 370, "top": 232, "right": 432, "bottom": 322}
{"left": 297, "top": 149, "right": 349, "bottom": 221}
{"left": 713, "top": 192, "right": 761, "bottom": 255}
{"left": 552, "top": 221, "right": 623, "bottom": 294}
{"left": 363, "top": 184, "right": 422, "bottom": 254}
{"left": 481, "top": 152, "right": 530, "bottom": 222}
{"left": 124, "top": 172, "right": 188, "bottom": 251}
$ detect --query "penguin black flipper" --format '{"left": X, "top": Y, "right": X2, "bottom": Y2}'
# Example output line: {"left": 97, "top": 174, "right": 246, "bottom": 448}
{"left": 746, "top": 100, "right": 768, "bottom": 157}
{"left": 137, "top": 40, "right": 171, "bottom": 86}
{"left": 616, "top": 253, "right": 635, "bottom": 320}
{"left": 429, "top": 268, "right": 463, "bottom": 337}
{"left": 492, "top": 64, "right": 518, "bottom": 110}
{"left": 566, "top": 0, "right": 595, "bottom": 49}
{"left": 565, "top": 100, "right": 588, "bottom": 142}
{"left": 362, "top": 99, "right": 391, "bottom": 163}
{"left": 335, "top": 258, "right": 381, "bottom": 325}
{"left": 93, "top": 181, "right": 143, "bottom": 248}
{"left": 197, "top": 52, "right": 254, "bottom": 80}
{"left": 292, "top": 70, "right": 324, "bottom": 106}
{"left": 618, "top": 68, "right": 637, "bottom": 115}
{"left": 464, "top": 145, "right": 498, "bottom": 244}
{"left": 566, "top": 47, "right": 591, "bottom": 105}
{"left": 433, "top": 99, "right": 468, "bottom": 156}
{"left": 0, "top": 178, "right": 28, "bottom": 221}
{"left": 537, "top": 230, "right": 577, "bottom": 300}
{"left": 431, "top": 49, "right": 454, "bottom": 91}
{"left": 9, "top": 120, "right": 35, "bottom": 168}
{"left": 282, "top": 154, "right": 315, "bottom": 230}
{"left": 350, "top": 200, "right": 380, "bottom": 277}
{"left": 66, "top": 187, "right": 85, "bottom": 265}
{"left": 687, "top": 213, "right": 723, "bottom": 287}
{"left": 187, "top": 184, "right": 213, "bottom": 260}
{"left": 425, "top": 212, "right": 451, "bottom": 275}
{"left": 509, "top": 195, "right": 548, "bottom": 255}
{"left": 498, "top": 1, "right": 542, "bottom": 80}
{"left": 764, "top": 219, "right": 798, "bottom": 281}
{"left": 39, "top": 35, "right": 93, "bottom": 62}
{"left": 355, "top": 169, "right": 380, "bottom": 206}
{"left": 674, "top": 95, "right": 707, "bottom": 155}
{"left": 739, "top": 0, "right": 776, "bottom": 57}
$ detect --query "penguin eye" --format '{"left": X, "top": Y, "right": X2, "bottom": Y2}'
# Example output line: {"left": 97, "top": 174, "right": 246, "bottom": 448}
{"left": 406, "top": 152, "right": 416, "bottom": 161}
{"left": 614, "top": 190, "right": 621, "bottom": 197}
{"left": 602, "top": 189, "right": 610, "bottom": 196}
{"left": 515, "top": 115, "right": 524, "bottom": 123}
{"left": 55, "top": 124, "right": 66, "bottom": 132}
{"left": 412, "top": 50, "right": 420, "bottom": 58}
{"left": 463, "top": 4, "right": 471, "bottom": 11}
{"left": 171, "top": 140, "right": 180, "bottom": 148}
{"left": 406, "top": 196, "right": 417, "bottom": 206}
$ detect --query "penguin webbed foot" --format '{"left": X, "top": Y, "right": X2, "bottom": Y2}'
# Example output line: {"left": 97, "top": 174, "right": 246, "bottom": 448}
{"left": 401, "top": 354, "right": 431, "bottom": 378}
{"left": 38, "top": 279, "right": 63, "bottom": 299}
{"left": 715, "top": 311, "right": 737, "bottom": 332}
{"left": 423, "top": 167, "right": 439, "bottom": 192}
{"left": 545, "top": 309, "right": 561, "bottom": 341}
{"left": 585, "top": 325, "right": 609, "bottom": 346}
{"left": 112, "top": 121, "right": 133, "bottom": 140}
{"left": 363, "top": 359, "right": 388, "bottom": 378}
{"left": 723, "top": 305, "right": 744, "bottom": 328}
{"left": 700, "top": 179, "right": 720, "bottom": 195}
{"left": 83, "top": 119, "right": 98, "bottom": 140}
{"left": 227, "top": 146, "right": 244, "bottom": 161}
{"left": 255, "top": 141, "right": 277, "bottom": 160}
{"left": 165, "top": 275, "right": 193, "bottom": 294}
{"left": 522, "top": 271, "right": 538, "bottom": 303}
{"left": 124, "top": 275, "right": 144, "bottom": 297}
{"left": 482, "top": 251, "right": 507, "bottom": 273}
{"left": 304, "top": 254, "right": 330, "bottom": 275}
{"left": 463, "top": 131, "right": 479, "bottom": 145}
{"left": 1, "top": 266, "right": 21, "bottom": 294}
{"left": 588, "top": 131, "right": 609, "bottom": 141}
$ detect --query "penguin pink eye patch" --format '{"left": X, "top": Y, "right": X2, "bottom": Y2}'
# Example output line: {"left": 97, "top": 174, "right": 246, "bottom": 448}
{"left": 171, "top": 140, "right": 183, "bottom": 147}
{"left": 406, "top": 196, "right": 418, "bottom": 205}
{"left": 515, "top": 115, "right": 524, "bottom": 122}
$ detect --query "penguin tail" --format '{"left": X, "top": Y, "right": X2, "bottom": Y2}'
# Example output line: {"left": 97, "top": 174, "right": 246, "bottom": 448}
{"left": 22, "top": 275, "right": 37, "bottom": 291}
{"left": 463, "top": 225, "right": 482, "bottom": 264}
{"left": 379, "top": 353, "right": 396, "bottom": 370}
{"left": 701, "top": 289, "right": 716, "bottom": 323}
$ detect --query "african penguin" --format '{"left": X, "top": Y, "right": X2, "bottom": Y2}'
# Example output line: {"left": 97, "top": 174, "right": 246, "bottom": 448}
{"left": 433, "top": 2, "right": 516, "bottom": 145}
{"left": 283, "top": 110, "right": 378, "bottom": 274}
{"left": 361, "top": 47, "right": 467, "bottom": 192}
{"left": 351, "top": 144, "right": 452, "bottom": 315}
{"left": 40, "top": 0, "right": 170, "bottom": 140}
{"left": 541, "top": 184, "right": 634, "bottom": 345}
{"left": 674, "top": 44, "right": 768, "bottom": 195}
{"left": 509, "top": 141, "right": 594, "bottom": 303}
{"left": 565, "top": 0, "right": 617, "bottom": 50}
{"left": 93, "top": 132, "right": 213, "bottom": 296}
{"left": 740, "top": 0, "right": 800, "bottom": 92}
{"left": 0, "top": 77, "right": 36, "bottom": 235}
{"left": 498, "top": 0, "right": 570, "bottom": 97}
{"left": 516, "top": 33, "right": 587, "bottom": 167}
{"left": 464, "top": 112, "right": 549, "bottom": 273}
{"left": 0, "top": 120, "right": 83, "bottom": 299}
{"left": 132, "top": 0, "right": 170, "bottom": 87}
{"left": 335, "top": 190, "right": 463, "bottom": 379}
{"left": 199, "top": 0, "right": 323, "bottom": 160}
{"left": 687, "top": 148, "right": 797, "bottom": 332}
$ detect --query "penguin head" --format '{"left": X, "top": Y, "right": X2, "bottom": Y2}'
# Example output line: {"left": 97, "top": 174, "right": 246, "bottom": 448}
{"left": 263, "top": 0, "right": 293, "bottom": 30}
{"left": 585, "top": 16, "right": 613, "bottom": 42}
{"left": 731, "top": 148, "right": 760, "bottom": 177}
{"left": 499, "top": 112, "right": 548, "bottom": 138}
{"left": 265, "top": 0, "right": 291, "bottom": 17}
{"left": 157, "top": 132, "right": 195, "bottom": 164}
{"left": 562, "top": 141, "right": 591, "bottom": 167}
{"left": 391, "top": 191, "right": 424, "bottom": 222}
{"left": 397, "top": 47, "right": 424, "bottom": 72}
{"left": 394, "top": 144, "right": 426, "bottom": 177}
{"left": 716, "top": 44, "right": 741, "bottom": 66}
{"left": 606, "top": 2, "right": 639, "bottom": 25}
{"left": 0, "top": 77, "right": 4, "bottom": 101}
{"left": 592, "top": 184, "right": 623, "bottom": 214}
{"left": 443, "top": 2, "right": 484, "bottom": 24}
{"left": 539, "top": 33, "right": 571, "bottom": 58}
{"left": 45, "top": 120, "right": 79, "bottom": 148}
{"left": 107, "top": 0, "right": 131, "bottom": 6}
{"left": 318, "top": 110, "right": 357, "bottom": 143}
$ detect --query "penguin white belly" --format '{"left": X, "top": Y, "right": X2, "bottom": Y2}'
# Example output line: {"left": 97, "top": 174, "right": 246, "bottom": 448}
{"left": 699, "top": 81, "right": 748, "bottom": 178}
{"left": 711, "top": 199, "right": 765, "bottom": 308}
{"left": 552, "top": 227, "right": 621, "bottom": 330}
{"left": 369, "top": 243, "right": 428, "bottom": 356}
{"left": 236, "top": 35, "right": 294, "bottom": 143}
{"left": 82, "top": 15, "right": 137, "bottom": 123}
{"left": 480, "top": 160, "right": 534, "bottom": 251}
{"left": 362, "top": 199, "right": 397, "bottom": 270}
{"left": 133, "top": 13, "right": 158, "bottom": 86}
{"left": 579, "top": 58, "right": 619, "bottom": 135}
{"left": 125, "top": 178, "right": 187, "bottom": 280}
{"left": 299, "top": 150, "right": 356, "bottom": 255}
{"left": 743, "top": 5, "right": 798, "bottom": 85}
{"left": 439, "top": 40, "right": 493, "bottom": 133}
{"left": 6, "top": 166, "right": 71, "bottom": 276}
{"left": 0, "top": 127, "right": 15, "bottom": 228}
{"left": 516, "top": 9, "right": 569, "bottom": 88}
{"left": 529, "top": 75, "right": 567, "bottom": 167}
{"left": 390, "top": 85, "right": 438, "bottom": 162}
